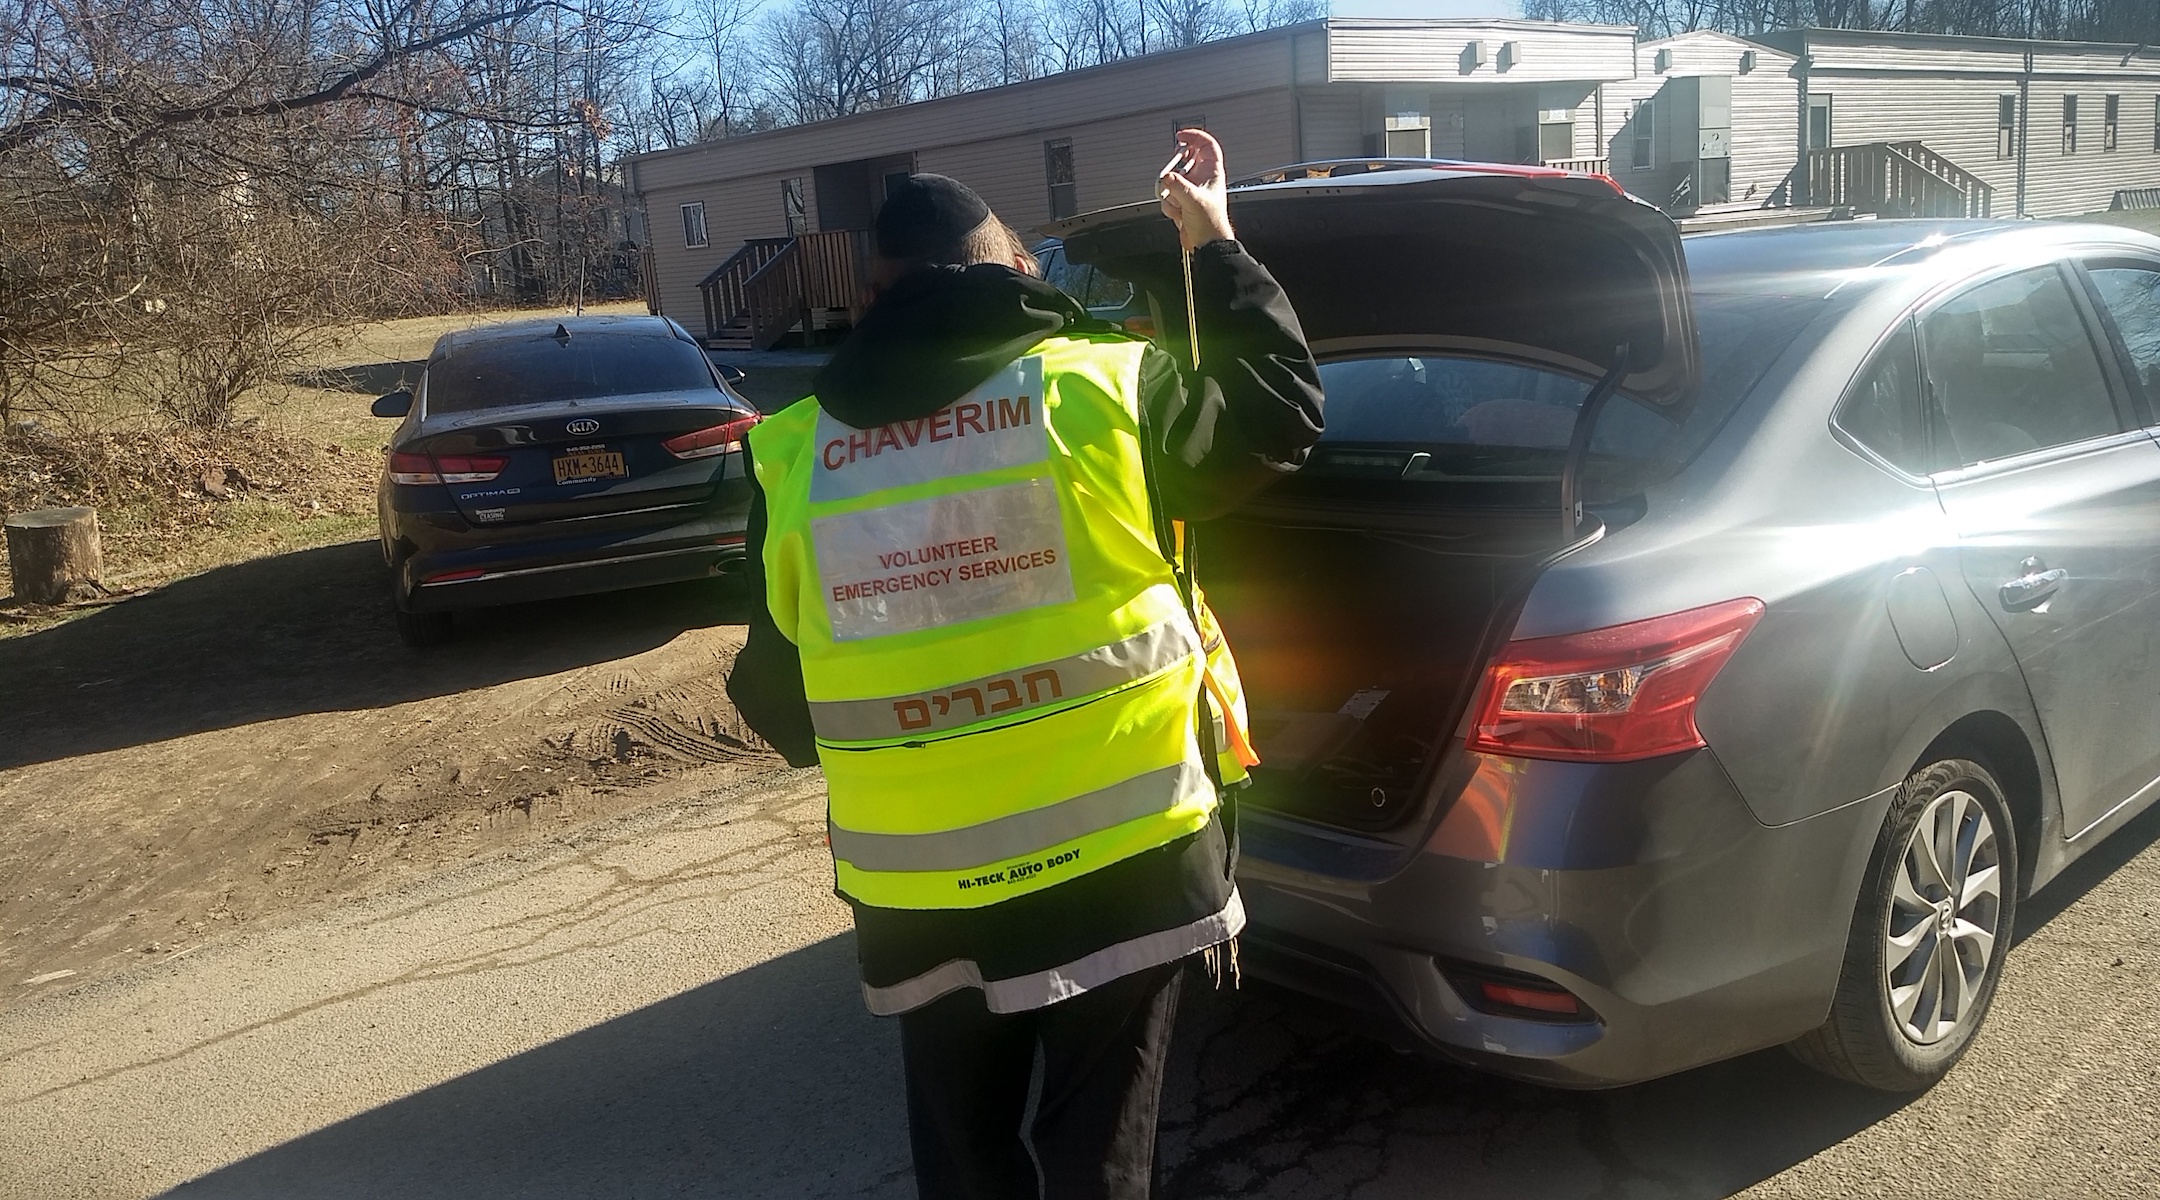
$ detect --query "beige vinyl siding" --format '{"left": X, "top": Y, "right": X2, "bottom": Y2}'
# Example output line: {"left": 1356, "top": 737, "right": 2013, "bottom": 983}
{"left": 1602, "top": 32, "right": 1796, "bottom": 207}
{"left": 2017, "top": 79, "right": 2160, "bottom": 214}
{"left": 1430, "top": 93, "right": 1469, "bottom": 159}
{"left": 1811, "top": 71, "right": 2160, "bottom": 217}
{"left": 1325, "top": 18, "right": 1635, "bottom": 85}
{"left": 1771, "top": 30, "right": 2160, "bottom": 217}
{"left": 918, "top": 90, "right": 1296, "bottom": 237}
{"left": 1796, "top": 33, "right": 2160, "bottom": 83}
{"left": 1298, "top": 88, "right": 1364, "bottom": 160}
{"left": 1813, "top": 77, "right": 2018, "bottom": 211}
{"left": 1293, "top": 26, "right": 1329, "bottom": 86}
{"left": 640, "top": 169, "right": 818, "bottom": 321}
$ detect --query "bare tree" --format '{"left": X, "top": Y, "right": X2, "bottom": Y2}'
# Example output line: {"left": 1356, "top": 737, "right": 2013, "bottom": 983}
{"left": 0, "top": 0, "right": 585, "bottom": 430}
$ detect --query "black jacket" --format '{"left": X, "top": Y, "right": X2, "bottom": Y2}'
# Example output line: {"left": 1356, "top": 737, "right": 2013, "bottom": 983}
{"left": 725, "top": 239, "right": 1322, "bottom": 1011}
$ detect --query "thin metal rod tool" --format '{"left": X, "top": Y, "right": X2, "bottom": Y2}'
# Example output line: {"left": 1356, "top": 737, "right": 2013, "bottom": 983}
{"left": 1161, "top": 144, "right": 1202, "bottom": 371}
{"left": 1181, "top": 242, "right": 1200, "bottom": 370}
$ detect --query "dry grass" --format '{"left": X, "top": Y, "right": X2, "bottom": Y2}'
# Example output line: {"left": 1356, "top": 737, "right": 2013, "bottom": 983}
{"left": 2, "top": 300, "right": 646, "bottom": 635}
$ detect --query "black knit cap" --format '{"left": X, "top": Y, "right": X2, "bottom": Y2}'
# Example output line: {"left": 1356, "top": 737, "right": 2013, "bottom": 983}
{"left": 874, "top": 173, "right": 992, "bottom": 260}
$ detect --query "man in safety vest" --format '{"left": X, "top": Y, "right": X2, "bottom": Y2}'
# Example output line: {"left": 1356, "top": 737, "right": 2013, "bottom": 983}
{"left": 728, "top": 130, "right": 1321, "bottom": 1199}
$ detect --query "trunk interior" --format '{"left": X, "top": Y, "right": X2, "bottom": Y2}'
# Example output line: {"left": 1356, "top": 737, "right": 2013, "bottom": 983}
{"left": 1199, "top": 488, "right": 1590, "bottom": 833}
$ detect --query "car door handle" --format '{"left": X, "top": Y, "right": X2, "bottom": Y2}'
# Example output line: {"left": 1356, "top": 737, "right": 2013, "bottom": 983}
{"left": 1999, "top": 559, "right": 2067, "bottom": 611}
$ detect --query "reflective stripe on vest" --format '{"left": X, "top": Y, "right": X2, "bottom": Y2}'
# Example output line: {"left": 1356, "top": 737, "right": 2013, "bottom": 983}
{"left": 828, "top": 760, "right": 1210, "bottom": 872}
{"left": 860, "top": 889, "right": 1246, "bottom": 1016}
{"left": 751, "top": 335, "right": 1223, "bottom": 910}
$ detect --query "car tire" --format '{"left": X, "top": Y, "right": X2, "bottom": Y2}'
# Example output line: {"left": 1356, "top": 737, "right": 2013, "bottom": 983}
{"left": 1788, "top": 757, "right": 2019, "bottom": 1092}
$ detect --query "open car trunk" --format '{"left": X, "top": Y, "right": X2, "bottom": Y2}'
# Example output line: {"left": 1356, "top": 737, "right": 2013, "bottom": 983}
{"left": 1198, "top": 477, "right": 1600, "bottom": 831}
{"left": 1051, "top": 163, "right": 1697, "bottom": 832}
{"left": 1202, "top": 509, "right": 1579, "bottom": 832}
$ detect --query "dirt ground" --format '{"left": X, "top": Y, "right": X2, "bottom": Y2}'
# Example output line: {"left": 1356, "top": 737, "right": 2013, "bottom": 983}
{"left": 0, "top": 302, "right": 824, "bottom": 1004}
{"left": 0, "top": 551, "right": 788, "bottom": 1002}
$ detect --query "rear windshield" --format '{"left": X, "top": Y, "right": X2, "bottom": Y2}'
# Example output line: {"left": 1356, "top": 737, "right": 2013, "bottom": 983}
{"left": 1307, "top": 292, "right": 1824, "bottom": 497}
{"left": 426, "top": 333, "right": 718, "bottom": 414}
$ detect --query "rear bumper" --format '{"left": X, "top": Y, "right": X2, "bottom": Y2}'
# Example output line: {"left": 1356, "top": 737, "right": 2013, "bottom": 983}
{"left": 390, "top": 499, "right": 749, "bottom": 612}
{"left": 1235, "top": 750, "right": 1896, "bottom": 1088}
{"left": 404, "top": 540, "right": 743, "bottom": 612}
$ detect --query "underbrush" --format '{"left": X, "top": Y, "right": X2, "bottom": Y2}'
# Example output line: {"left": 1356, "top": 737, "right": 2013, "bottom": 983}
{"left": 0, "top": 416, "right": 379, "bottom": 621}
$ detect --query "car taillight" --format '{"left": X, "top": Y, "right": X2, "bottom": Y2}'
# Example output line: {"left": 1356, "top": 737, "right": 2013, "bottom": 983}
{"left": 1467, "top": 597, "right": 1765, "bottom": 763}
{"left": 1440, "top": 961, "right": 1596, "bottom": 1023}
{"left": 435, "top": 455, "right": 506, "bottom": 483}
{"left": 388, "top": 453, "right": 503, "bottom": 485}
{"left": 388, "top": 452, "right": 439, "bottom": 485}
{"left": 664, "top": 414, "right": 760, "bottom": 460}
{"left": 1123, "top": 315, "right": 1157, "bottom": 337}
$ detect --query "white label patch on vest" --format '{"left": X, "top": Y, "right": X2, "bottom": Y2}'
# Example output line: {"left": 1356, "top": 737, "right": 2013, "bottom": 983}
{"left": 814, "top": 478, "right": 1075, "bottom": 641}
{"left": 810, "top": 358, "right": 1046, "bottom": 503}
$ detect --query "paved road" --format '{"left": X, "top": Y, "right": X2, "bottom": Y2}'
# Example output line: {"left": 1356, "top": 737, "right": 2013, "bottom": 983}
{"left": 4, "top": 767, "right": 2157, "bottom": 1200}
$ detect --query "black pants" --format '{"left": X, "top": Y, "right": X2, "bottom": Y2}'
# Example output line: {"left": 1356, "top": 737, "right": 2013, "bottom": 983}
{"left": 898, "top": 961, "right": 1185, "bottom": 1200}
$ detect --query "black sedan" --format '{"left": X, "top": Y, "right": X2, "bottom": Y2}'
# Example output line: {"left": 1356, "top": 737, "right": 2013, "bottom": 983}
{"left": 371, "top": 314, "right": 759, "bottom": 645}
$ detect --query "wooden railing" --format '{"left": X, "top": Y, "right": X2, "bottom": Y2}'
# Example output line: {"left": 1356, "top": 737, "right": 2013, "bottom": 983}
{"left": 1545, "top": 156, "right": 1611, "bottom": 176}
{"left": 1806, "top": 141, "right": 1994, "bottom": 218}
{"left": 698, "top": 238, "right": 790, "bottom": 340}
{"left": 741, "top": 229, "right": 870, "bottom": 351}
{"left": 1893, "top": 141, "right": 1995, "bottom": 216}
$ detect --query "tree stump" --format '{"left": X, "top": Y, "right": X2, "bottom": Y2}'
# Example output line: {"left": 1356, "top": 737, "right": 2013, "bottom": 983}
{"left": 4, "top": 506, "right": 105, "bottom": 605}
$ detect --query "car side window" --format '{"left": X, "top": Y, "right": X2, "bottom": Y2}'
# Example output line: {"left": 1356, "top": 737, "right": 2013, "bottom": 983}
{"left": 1920, "top": 266, "right": 2123, "bottom": 467}
{"left": 1836, "top": 320, "right": 1929, "bottom": 472}
{"left": 2086, "top": 263, "right": 2160, "bottom": 410}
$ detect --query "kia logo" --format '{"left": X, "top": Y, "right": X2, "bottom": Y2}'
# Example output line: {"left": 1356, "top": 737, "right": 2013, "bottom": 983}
{"left": 564, "top": 418, "right": 601, "bottom": 436}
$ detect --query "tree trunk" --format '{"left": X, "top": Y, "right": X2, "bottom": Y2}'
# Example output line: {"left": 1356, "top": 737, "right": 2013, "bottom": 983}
{"left": 4, "top": 506, "right": 104, "bottom": 605}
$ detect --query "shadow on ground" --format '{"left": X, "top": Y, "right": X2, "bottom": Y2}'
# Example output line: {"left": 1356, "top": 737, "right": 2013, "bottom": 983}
{"left": 0, "top": 539, "right": 757, "bottom": 769}
{"left": 166, "top": 935, "right": 913, "bottom": 1200}
{"left": 157, "top": 946, "right": 1903, "bottom": 1200}
{"left": 161, "top": 799, "right": 2160, "bottom": 1199}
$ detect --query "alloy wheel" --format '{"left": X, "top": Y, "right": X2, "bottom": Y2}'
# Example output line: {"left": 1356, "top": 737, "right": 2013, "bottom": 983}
{"left": 1883, "top": 788, "right": 2004, "bottom": 1045}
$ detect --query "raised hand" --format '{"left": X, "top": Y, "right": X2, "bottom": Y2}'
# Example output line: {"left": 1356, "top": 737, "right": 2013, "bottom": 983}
{"left": 1158, "top": 128, "right": 1234, "bottom": 251}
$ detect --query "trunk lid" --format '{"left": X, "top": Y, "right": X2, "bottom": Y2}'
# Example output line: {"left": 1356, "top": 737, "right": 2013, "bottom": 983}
{"left": 1049, "top": 161, "right": 1699, "bottom": 411}
{"left": 1055, "top": 163, "right": 1700, "bottom": 834}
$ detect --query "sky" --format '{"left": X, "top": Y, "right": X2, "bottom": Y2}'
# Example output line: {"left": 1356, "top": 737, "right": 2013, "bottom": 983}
{"left": 1329, "top": 0, "right": 1523, "bottom": 16}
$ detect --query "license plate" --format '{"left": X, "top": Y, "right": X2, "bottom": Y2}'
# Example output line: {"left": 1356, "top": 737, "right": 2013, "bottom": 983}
{"left": 553, "top": 449, "right": 626, "bottom": 484}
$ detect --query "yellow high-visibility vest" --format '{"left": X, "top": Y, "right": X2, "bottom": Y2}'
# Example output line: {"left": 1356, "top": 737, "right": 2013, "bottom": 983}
{"left": 750, "top": 333, "right": 1253, "bottom": 910}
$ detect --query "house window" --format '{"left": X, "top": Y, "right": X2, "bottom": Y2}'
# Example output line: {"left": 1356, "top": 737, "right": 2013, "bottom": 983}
{"left": 1538, "top": 108, "right": 1576, "bottom": 163}
{"left": 1807, "top": 94, "right": 1833, "bottom": 150}
{"left": 2064, "top": 95, "right": 2078, "bottom": 154}
{"left": 781, "top": 178, "right": 807, "bottom": 236}
{"left": 680, "top": 202, "right": 707, "bottom": 248}
{"left": 2106, "top": 94, "right": 2120, "bottom": 151}
{"left": 1630, "top": 99, "right": 1654, "bottom": 170}
{"left": 1045, "top": 138, "right": 1077, "bottom": 220}
{"left": 1998, "top": 95, "right": 2018, "bottom": 158}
